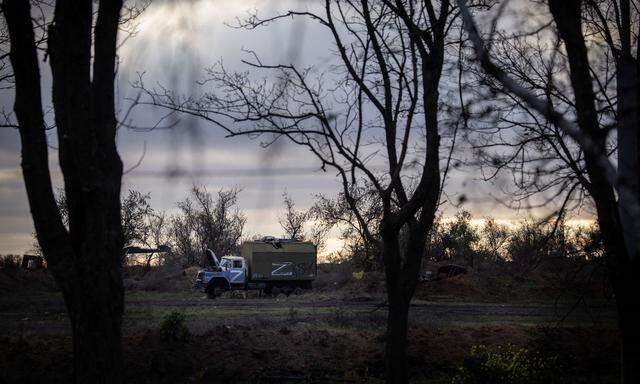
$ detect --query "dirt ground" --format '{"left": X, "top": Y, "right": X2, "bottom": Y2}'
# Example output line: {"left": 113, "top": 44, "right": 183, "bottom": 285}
{"left": 0, "top": 264, "right": 620, "bottom": 383}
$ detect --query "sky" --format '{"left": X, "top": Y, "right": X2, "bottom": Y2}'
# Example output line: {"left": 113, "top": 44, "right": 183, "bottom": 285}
{"left": 0, "top": 0, "right": 582, "bottom": 255}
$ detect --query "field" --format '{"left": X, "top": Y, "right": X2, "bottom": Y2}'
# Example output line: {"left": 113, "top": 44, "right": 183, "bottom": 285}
{"left": 0, "top": 265, "right": 621, "bottom": 383}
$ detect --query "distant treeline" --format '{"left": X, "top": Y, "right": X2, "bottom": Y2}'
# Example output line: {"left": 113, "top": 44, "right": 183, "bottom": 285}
{"left": 15, "top": 185, "right": 601, "bottom": 274}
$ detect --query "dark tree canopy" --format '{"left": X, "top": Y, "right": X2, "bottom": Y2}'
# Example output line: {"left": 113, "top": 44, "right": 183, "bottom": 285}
{"left": 458, "top": 0, "right": 640, "bottom": 381}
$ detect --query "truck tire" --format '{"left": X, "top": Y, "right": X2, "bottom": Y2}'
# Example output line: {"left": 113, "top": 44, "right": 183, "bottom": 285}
{"left": 205, "top": 282, "right": 218, "bottom": 299}
{"left": 282, "top": 286, "right": 294, "bottom": 296}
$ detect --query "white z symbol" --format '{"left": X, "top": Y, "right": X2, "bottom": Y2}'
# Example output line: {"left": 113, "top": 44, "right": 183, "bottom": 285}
{"left": 272, "top": 262, "right": 293, "bottom": 276}
{"left": 230, "top": 270, "right": 243, "bottom": 282}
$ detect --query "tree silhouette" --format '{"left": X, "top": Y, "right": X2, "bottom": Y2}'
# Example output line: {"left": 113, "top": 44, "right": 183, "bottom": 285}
{"left": 458, "top": 0, "right": 640, "bottom": 381}
{"left": 2, "top": 0, "right": 126, "bottom": 381}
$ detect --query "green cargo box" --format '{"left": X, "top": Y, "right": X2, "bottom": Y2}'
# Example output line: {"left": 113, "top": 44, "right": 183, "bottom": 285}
{"left": 242, "top": 241, "right": 317, "bottom": 282}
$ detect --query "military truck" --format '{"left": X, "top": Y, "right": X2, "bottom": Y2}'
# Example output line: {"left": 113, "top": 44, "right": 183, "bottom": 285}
{"left": 194, "top": 237, "right": 317, "bottom": 298}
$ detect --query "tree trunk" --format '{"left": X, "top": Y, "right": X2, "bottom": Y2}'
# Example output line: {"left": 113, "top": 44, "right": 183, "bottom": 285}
{"left": 3, "top": 0, "right": 125, "bottom": 382}
{"left": 587, "top": 164, "right": 639, "bottom": 384}
{"left": 381, "top": 224, "right": 410, "bottom": 384}
{"left": 616, "top": 61, "right": 640, "bottom": 259}
{"left": 612, "top": 257, "right": 640, "bottom": 384}
{"left": 619, "top": 301, "right": 640, "bottom": 383}
{"left": 381, "top": 223, "right": 425, "bottom": 384}
{"left": 66, "top": 270, "right": 124, "bottom": 383}
{"left": 50, "top": 242, "right": 125, "bottom": 383}
{"left": 385, "top": 291, "right": 410, "bottom": 384}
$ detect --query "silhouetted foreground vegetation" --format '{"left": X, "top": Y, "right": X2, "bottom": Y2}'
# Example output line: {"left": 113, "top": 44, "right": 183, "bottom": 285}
{"left": 0, "top": 284, "right": 619, "bottom": 383}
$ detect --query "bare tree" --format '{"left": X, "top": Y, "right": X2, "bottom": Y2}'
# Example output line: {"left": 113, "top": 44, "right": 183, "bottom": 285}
{"left": 192, "top": 186, "right": 246, "bottom": 258}
{"left": 137, "top": 1, "right": 470, "bottom": 381}
{"left": 279, "top": 192, "right": 309, "bottom": 240}
{"left": 458, "top": 0, "right": 640, "bottom": 381}
{"left": 142, "top": 211, "right": 169, "bottom": 269}
{"left": 169, "top": 198, "right": 200, "bottom": 266}
{"left": 438, "top": 210, "right": 480, "bottom": 266}
{"left": 312, "top": 183, "right": 383, "bottom": 270}
{"left": 2, "top": 0, "right": 126, "bottom": 381}
{"left": 278, "top": 192, "right": 330, "bottom": 253}
{"left": 480, "top": 217, "right": 509, "bottom": 262}
{"left": 121, "top": 190, "right": 153, "bottom": 247}
{"left": 169, "top": 186, "right": 246, "bottom": 266}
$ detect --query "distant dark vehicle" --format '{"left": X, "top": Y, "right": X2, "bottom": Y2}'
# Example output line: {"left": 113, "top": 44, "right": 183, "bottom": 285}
{"left": 21, "top": 255, "right": 44, "bottom": 270}
{"left": 418, "top": 270, "right": 433, "bottom": 282}
{"left": 437, "top": 264, "right": 467, "bottom": 278}
{"left": 122, "top": 245, "right": 171, "bottom": 256}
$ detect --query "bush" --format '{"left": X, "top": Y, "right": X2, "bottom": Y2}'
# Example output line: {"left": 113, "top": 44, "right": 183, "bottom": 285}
{"left": 160, "top": 311, "right": 190, "bottom": 343}
{"left": 430, "top": 211, "right": 480, "bottom": 266}
{"left": 0, "top": 254, "right": 22, "bottom": 269}
{"left": 452, "top": 344, "right": 559, "bottom": 384}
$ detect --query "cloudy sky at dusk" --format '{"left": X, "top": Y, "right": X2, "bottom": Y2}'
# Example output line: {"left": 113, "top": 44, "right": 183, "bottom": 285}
{"left": 0, "top": 0, "right": 582, "bottom": 255}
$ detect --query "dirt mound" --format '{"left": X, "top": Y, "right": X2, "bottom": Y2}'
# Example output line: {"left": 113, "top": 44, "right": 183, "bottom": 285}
{"left": 0, "top": 268, "right": 57, "bottom": 293}
{"left": 411, "top": 259, "right": 610, "bottom": 302}
{"left": 413, "top": 271, "right": 566, "bottom": 302}
{"left": 415, "top": 273, "right": 486, "bottom": 301}
{"left": 341, "top": 271, "right": 386, "bottom": 295}
{"left": 313, "top": 262, "right": 353, "bottom": 291}
{"left": 123, "top": 266, "right": 196, "bottom": 292}
{"left": 0, "top": 265, "right": 198, "bottom": 294}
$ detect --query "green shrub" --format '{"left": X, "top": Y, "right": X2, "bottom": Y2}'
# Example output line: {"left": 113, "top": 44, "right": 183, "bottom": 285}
{"left": 452, "top": 344, "right": 559, "bottom": 384}
{"left": 287, "top": 306, "right": 298, "bottom": 323}
{"left": 328, "top": 306, "right": 351, "bottom": 327}
{"left": 160, "top": 311, "right": 190, "bottom": 343}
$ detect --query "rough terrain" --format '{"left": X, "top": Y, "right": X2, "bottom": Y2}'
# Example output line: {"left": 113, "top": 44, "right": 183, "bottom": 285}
{"left": 0, "top": 265, "right": 620, "bottom": 383}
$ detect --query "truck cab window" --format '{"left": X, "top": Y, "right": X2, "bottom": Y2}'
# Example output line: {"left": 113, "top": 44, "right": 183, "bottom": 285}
{"left": 233, "top": 260, "right": 243, "bottom": 269}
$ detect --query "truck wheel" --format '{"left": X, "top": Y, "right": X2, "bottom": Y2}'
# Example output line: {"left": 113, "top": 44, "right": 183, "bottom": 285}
{"left": 205, "top": 284, "right": 217, "bottom": 299}
{"left": 282, "top": 286, "right": 294, "bottom": 296}
{"left": 293, "top": 287, "right": 304, "bottom": 295}
{"left": 271, "top": 287, "right": 281, "bottom": 297}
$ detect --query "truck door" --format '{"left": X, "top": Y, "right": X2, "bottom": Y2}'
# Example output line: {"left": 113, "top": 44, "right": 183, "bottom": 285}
{"left": 229, "top": 259, "right": 246, "bottom": 286}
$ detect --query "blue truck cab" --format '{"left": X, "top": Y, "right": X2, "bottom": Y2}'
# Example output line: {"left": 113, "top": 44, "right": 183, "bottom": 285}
{"left": 194, "top": 252, "right": 250, "bottom": 297}
{"left": 203, "top": 255, "right": 246, "bottom": 286}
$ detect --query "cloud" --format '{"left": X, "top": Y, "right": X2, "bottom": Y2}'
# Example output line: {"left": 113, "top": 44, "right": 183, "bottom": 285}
{"left": 0, "top": 168, "right": 20, "bottom": 183}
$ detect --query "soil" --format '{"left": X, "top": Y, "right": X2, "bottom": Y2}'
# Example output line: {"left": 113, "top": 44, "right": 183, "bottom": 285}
{"left": 0, "top": 264, "right": 619, "bottom": 383}
{"left": 1, "top": 324, "right": 620, "bottom": 383}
